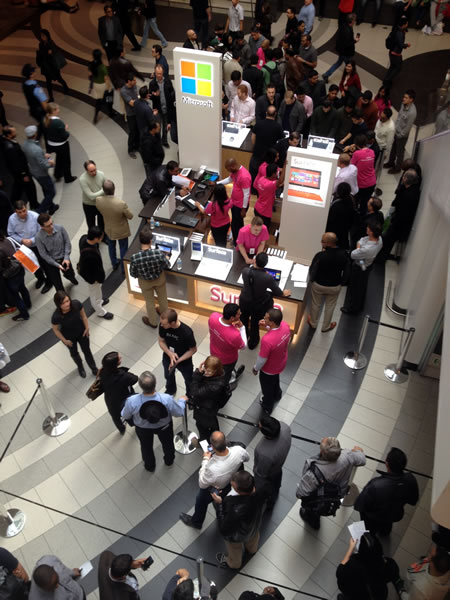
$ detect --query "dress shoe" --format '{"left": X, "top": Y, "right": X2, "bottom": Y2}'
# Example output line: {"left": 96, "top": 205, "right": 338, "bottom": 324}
{"left": 234, "top": 365, "right": 245, "bottom": 379}
{"left": 340, "top": 307, "right": 356, "bottom": 314}
{"left": 119, "top": 427, "right": 126, "bottom": 435}
{"left": 179, "top": 513, "right": 201, "bottom": 529}
{"left": 49, "top": 204, "right": 59, "bottom": 215}
{"left": 99, "top": 312, "right": 114, "bottom": 320}
{"left": 142, "top": 316, "right": 157, "bottom": 328}
{"left": 128, "top": 152, "right": 137, "bottom": 159}
{"left": 78, "top": 366, "right": 86, "bottom": 378}
{"left": 102, "top": 298, "right": 109, "bottom": 306}
{"left": 144, "top": 464, "right": 155, "bottom": 472}
{"left": 65, "top": 176, "right": 77, "bottom": 183}
{"left": 162, "top": 142, "right": 170, "bottom": 148}
{"left": 68, "top": 277, "right": 79, "bottom": 285}
{"left": 35, "top": 279, "right": 45, "bottom": 289}
{"left": 41, "top": 282, "right": 52, "bottom": 294}
{"left": 0, "top": 381, "right": 10, "bottom": 393}
{"left": 307, "top": 315, "right": 316, "bottom": 329}
{"left": 92, "top": 367, "right": 99, "bottom": 376}
{"left": 388, "top": 167, "right": 401, "bottom": 174}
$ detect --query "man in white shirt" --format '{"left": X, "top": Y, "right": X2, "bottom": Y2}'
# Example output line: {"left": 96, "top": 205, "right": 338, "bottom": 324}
{"left": 375, "top": 107, "right": 395, "bottom": 161}
{"left": 179, "top": 430, "right": 249, "bottom": 529}
{"left": 226, "top": 0, "right": 244, "bottom": 35}
{"left": 230, "top": 85, "right": 256, "bottom": 125}
{"left": 333, "top": 153, "right": 358, "bottom": 195}
{"left": 227, "top": 71, "right": 252, "bottom": 102}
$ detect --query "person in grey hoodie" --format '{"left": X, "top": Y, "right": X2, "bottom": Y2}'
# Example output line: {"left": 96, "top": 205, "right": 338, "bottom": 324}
{"left": 22, "top": 124, "right": 58, "bottom": 215}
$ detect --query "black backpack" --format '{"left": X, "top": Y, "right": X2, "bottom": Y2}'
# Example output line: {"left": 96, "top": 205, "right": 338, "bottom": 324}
{"left": 304, "top": 462, "right": 343, "bottom": 516}
{"left": 262, "top": 63, "right": 284, "bottom": 95}
{"left": 385, "top": 28, "right": 396, "bottom": 50}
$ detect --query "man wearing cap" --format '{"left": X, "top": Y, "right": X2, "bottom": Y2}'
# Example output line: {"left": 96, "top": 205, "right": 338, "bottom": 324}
{"left": 253, "top": 416, "right": 291, "bottom": 509}
{"left": 22, "top": 125, "right": 59, "bottom": 216}
{"left": 121, "top": 371, "right": 187, "bottom": 472}
{"left": 21, "top": 64, "right": 48, "bottom": 136}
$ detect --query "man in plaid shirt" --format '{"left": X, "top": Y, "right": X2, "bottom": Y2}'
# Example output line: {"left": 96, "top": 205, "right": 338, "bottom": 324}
{"left": 130, "top": 226, "right": 169, "bottom": 328}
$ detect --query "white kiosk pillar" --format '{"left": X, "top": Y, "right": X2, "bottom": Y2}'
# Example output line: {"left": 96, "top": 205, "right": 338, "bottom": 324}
{"left": 279, "top": 147, "right": 338, "bottom": 263}
{"left": 173, "top": 48, "right": 222, "bottom": 173}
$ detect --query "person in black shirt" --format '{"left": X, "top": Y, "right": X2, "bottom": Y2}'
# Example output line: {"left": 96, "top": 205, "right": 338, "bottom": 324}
{"left": 190, "top": 0, "right": 211, "bottom": 49}
{"left": 341, "top": 108, "right": 368, "bottom": 149}
{"left": 159, "top": 308, "right": 197, "bottom": 396}
{"left": 239, "top": 252, "right": 291, "bottom": 349}
{"left": 255, "top": 85, "right": 281, "bottom": 122}
{"left": 78, "top": 226, "right": 113, "bottom": 320}
{"left": 250, "top": 105, "right": 284, "bottom": 183}
{"left": 243, "top": 55, "right": 264, "bottom": 100}
{"left": 140, "top": 120, "right": 164, "bottom": 177}
{"left": 99, "top": 351, "right": 138, "bottom": 434}
{"left": 51, "top": 291, "right": 98, "bottom": 378}
{"left": 307, "top": 232, "right": 350, "bottom": 332}
{"left": 327, "top": 182, "right": 357, "bottom": 249}
{"left": 276, "top": 131, "right": 301, "bottom": 168}
{"left": 0, "top": 547, "right": 29, "bottom": 582}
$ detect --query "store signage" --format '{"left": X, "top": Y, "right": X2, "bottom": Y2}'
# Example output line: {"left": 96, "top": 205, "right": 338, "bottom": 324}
{"left": 180, "top": 59, "right": 214, "bottom": 108}
{"left": 287, "top": 155, "right": 332, "bottom": 208}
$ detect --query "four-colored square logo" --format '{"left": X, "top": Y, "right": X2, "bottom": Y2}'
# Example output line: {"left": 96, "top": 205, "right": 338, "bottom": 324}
{"left": 180, "top": 60, "right": 213, "bottom": 97}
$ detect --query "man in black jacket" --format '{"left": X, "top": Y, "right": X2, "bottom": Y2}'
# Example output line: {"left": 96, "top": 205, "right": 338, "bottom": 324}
{"left": 78, "top": 226, "right": 113, "bottom": 320}
{"left": 140, "top": 121, "right": 164, "bottom": 177}
{"left": 0, "top": 125, "right": 38, "bottom": 209}
{"left": 112, "top": 0, "right": 141, "bottom": 52}
{"left": 149, "top": 65, "right": 175, "bottom": 148}
{"left": 135, "top": 86, "right": 154, "bottom": 138}
{"left": 255, "top": 85, "right": 281, "bottom": 122}
{"left": 307, "top": 232, "right": 350, "bottom": 332}
{"left": 98, "top": 551, "right": 145, "bottom": 600}
{"left": 355, "top": 447, "right": 419, "bottom": 535}
{"left": 383, "top": 16, "right": 411, "bottom": 93}
{"left": 98, "top": 5, "right": 123, "bottom": 61}
{"left": 213, "top": 471, "right": 266, "bottom": 569}
{"left": 323, "top": 13, "right": 359, "bottom": 82}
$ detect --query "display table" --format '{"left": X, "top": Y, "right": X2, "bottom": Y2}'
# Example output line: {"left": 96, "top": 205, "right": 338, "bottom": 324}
{"left": 123, "top": 225, "right": 306, "bottom": 332}
{"left": 221, "top": 129, "right": 253, "bottom": 178}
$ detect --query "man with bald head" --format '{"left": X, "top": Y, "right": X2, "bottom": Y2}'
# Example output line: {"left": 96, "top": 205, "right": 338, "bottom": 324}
{"left": 307, "top": 232, "right": 350, "bottom": 332}
{"left": 217, "top": 158, "right": 252, "bottom": 244}
{"left": 250, "top": 105, "right": 284, "bottom": 183}
{"left": 183, "top": 29, "right": 200, "bottom": 49}
{"left": 179, "top": 430, "right": 249, "bottom": 529}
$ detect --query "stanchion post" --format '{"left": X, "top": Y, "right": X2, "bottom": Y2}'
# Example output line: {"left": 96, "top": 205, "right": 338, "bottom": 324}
{"left": 174, "top": 405, "right": 197, "bottom": 455}
{"left": 38, "top": 378, "right": 71, "bottom": 437}
{"left": 344, "top": 315, "right": 370, "bottom": 370}
{"left": 384, "top": 328, "right": 415, "bottom": 383}
{"left": 0, "top": 503, "right": 26, "bottom": 538}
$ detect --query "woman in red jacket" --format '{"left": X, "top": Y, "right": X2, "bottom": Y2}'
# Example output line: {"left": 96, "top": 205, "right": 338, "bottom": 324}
{"left": 339, "top": 61, "right": 362, "bottom": 101}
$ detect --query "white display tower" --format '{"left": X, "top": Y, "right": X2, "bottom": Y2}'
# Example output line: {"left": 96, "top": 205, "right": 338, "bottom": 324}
{"left": 279, "top": 147, "right": 338, "bottom": 264}
{"left": 173, "top": 47, "right": 222, "bottom": 174}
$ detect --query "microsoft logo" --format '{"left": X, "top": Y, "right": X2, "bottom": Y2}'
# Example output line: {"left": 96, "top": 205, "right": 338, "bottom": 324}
{"left": 180, "top": 60, "right": 213, "bottom": 97}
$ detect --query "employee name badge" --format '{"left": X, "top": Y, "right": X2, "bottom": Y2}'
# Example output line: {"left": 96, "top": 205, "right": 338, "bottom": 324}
{"left": 249, "top": 248, "right": 255, "bottom": 256}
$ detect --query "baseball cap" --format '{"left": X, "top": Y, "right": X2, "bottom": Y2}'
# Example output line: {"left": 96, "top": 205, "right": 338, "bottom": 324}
{"left": 24, "top": 125, "right": 38, "bottom": 138}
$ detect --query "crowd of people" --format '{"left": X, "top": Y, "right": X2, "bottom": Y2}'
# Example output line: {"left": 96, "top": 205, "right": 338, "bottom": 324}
{"left": 0, "top": 1, "right": 448, "bottom": 599}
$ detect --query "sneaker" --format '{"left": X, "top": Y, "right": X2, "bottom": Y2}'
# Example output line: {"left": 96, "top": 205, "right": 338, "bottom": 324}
{"left": 65, "top": 176, "right": 77, "bottom": 184}
{"left": 179, "top": 513, "right": 201, "bottom": 529}
{"left": 12, "top": 314, "right": 29, "bottom": 322}
{"left": 102, "top": 298, "right": 110, "bottom": 306}
{"left": 68, "top": 277, "right": 79, "bottom": 285}
{"left": 259, "top": 399, "right": 271, "bottom": 414}
{"left": 49, "top": 204, "right": 59, "bottom": 215}
{"left": 99, "top": 312, "right": 114, "bottom": 320}
{"left": 0, "top": 307, "right": 17, "bottom": 316}
{"left": 78, "top": 366, "right": 86, "bottom": 378}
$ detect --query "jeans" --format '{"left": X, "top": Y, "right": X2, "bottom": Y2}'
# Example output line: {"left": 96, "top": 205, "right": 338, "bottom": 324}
{"left": 4, "top": 270, "right": 30, "bottom": 318}
{"left": 259, "top": 371, "right": 282, "bottom": 414}
{"left": 162, "top": 353, "right": 193, "bottom": 396}
{"left": 324, "top": 54, "right": 353, "bottom": 78}
{"left": 141, "top": 17, "right": 168, "bottom": 47}
{"left": 68, "top": 334, "right": 96, "bottom": 370}
{"left": 135, "top": 421, "right": 175, "bottom": 470}
{"left": 107, "top": 237, "right": 128, "bottom": 270}
{"left": 36, "top": 175, "right": 56, "bottom": 213}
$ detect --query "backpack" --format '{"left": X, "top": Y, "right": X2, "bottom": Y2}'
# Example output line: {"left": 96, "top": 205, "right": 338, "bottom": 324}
{"left": 0, "top": 567, "right": 29, "bottom": 600}
{"left": 304, "top": 462, "right": 343, "bottom": 517}
{"left": 385, "top": 29, "right": 396, "bottom": 50}
{"left": 262, "top": 63, "right": 284, "bottom": 95}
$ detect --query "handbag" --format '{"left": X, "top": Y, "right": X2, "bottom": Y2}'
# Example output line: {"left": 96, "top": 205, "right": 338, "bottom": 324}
{"left": 2, "top": 256, "right": 22, "bottom": 279}
{"left": 103, "top": 89, "right": 114, "bottom": 104}
{"left": 86, "top": 370, "right": 103, "bottom": 400}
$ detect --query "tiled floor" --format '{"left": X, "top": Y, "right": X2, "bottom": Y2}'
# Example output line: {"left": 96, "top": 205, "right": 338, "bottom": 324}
{"left": 0, "top": 4, "right": 444, "bottom": 600}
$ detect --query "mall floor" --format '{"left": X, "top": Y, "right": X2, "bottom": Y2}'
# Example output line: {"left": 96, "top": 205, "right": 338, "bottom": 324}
{"left": 0, "top": 3, "right": 447, "bottom": 599}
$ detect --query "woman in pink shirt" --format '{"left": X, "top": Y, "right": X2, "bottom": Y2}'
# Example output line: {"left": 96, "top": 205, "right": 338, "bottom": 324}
{"left": 196, "top": 184, "right": 231, "bottom": 248}
{"left": 257, "top": 40, "right": 271, "bottom": 69}
{"left": 236, "top": 216, "right": 269, "bottom": 264}
{"left": 351, "top": 134, "right": 376, "bottom": 217}
{"left": 374, "top": 85, "right": 392, "bottom": 118}
{"left": 256, "top": 148, "right": 280, "bottom": 180}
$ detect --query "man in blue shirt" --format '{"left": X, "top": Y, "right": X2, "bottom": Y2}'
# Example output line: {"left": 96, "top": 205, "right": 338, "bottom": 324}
{"left": 121, "top": 371, "right": 187, "bottom": 471}
{"left": 297, "top": 0, "right": 316, "bottom": 35}
{"left": 7, "top": 200, "right": 51, "bottom": 292}
{"left": 21, "top": 64, "right": 48, "bottom": 138}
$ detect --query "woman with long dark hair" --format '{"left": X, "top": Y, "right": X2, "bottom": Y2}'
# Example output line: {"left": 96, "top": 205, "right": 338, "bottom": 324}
{"left": 374, "top": 85, "right": 392, "bottom": 118}
{"left": 195, "top": 183, "right": 231, "bottom": 247}
{"left": 44, "top": 102, "right": 76, "bottom": 184}
{"left": 189, "top": 356, "right": 231, "bottom": 442}
{"left": 99, "top": 351, "right": 138, "bottom": 434}
{"left": 336, "top": 533, "right": 400, "bottom": 599}
{"left": 339, "top": 61, "right": 361, "bottom": 100}
{"left": 51, "top": 291, "right": 97, "bottom": 378}
{"left": 36, "top": 29, "right": 69, "bottom": 102}
{"left": 89, "top": 49, "right": 113, "bottom": 124}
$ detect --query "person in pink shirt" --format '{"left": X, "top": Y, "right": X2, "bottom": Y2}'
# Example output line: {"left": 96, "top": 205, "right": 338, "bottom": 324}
{"left": 252, "top": 308, "right": 290, "bottom": 413}
{"left": 208, "top": 303, "right": 247, "bottom": 386}
{"left": 254, "top": 163, "right": 284, "bottom": 228}
{"left": 195, "top": 184, "right": 231, "bottom": 247}
{"left": 351, "top": 134, "right": 376, "bottom": 218}
{"left": 256, "top": 148, "right": 280, "bottom": 180}
{"left": 236, "top": 216, "right": 269, "bottom": 264}
{"left": 297, "top": 87, "right": 314, "bottom": 119}
{"left": 217, "top": 158, "right": 252, "bottom": 244}
{"left": 257, "top": 39, "right": 271, "bottom": 69}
